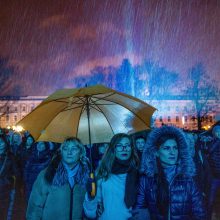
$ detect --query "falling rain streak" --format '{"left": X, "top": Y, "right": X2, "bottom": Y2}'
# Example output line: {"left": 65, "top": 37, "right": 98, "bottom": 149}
{"left": 0, "top": 0, "right": 219, "bottom": 96}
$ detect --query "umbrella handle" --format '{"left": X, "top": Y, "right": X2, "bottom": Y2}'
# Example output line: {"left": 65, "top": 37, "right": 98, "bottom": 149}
{"left": 90, "top": 173, "right": 96, "bottom": 197}
{"left": 12, "top": 176, "right": 16, "bottom": 188}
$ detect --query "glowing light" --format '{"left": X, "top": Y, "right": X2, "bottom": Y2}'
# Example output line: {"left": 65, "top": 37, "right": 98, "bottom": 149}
{"left": 13, "top": 125, "right": 24, "bottom": 132}
{"left": 182, "top": 116, "right": 185, "bottom": 125}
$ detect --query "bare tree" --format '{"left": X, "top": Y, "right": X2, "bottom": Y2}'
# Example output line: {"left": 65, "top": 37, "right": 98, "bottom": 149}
{"left": 184, "top": 63, "right": 219, "bottom": 130}
{"left": 142, "top": 60, "right": 178, "bottom": 99}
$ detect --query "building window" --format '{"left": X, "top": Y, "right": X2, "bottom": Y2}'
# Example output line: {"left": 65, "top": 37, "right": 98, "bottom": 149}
{"left": 176, "top": 116, "right": 179, "bottom": 122}
{"left": 184, "top": 116, "right": 188, "bottom": 122}
{"left": 209, "top": 116, "right": 213, "bottom": 122}
{"left": 14, "top": 107, "right": 18, "bottom": 112}
{"left": 159, "top": 116, "right": 163, "bottom": 122}
{"left": 184, "top": 106, "right": 187, "bottom": 112}
{"left": 14, "top": 115, "right": 17, "bottom": 122}
{"left": 175, "top": 106, "right": 179, "bottom": 112}
{"left": 168, "top": 116, "right": 171, "bottom": 122}
{"left": 7, "top": 106, "right": 10, "bottom": 112}
{"left": 22, "top": 106, "right": 26, "bottom": 112}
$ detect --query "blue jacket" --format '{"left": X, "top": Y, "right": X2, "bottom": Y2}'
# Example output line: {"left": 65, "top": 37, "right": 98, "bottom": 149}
{"left": 137, "top": 126, "right": 207, "bottom": 220}
{"left": 136, "top": 174, "right": 206, "bottom": 220}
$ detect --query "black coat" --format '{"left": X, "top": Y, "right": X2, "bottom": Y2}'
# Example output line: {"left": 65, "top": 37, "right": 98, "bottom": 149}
{"left": 207, "top": 138, "right": 220, "bottom": 178}
{"left": 23, "top": 148, "right": 51, "bottom": 200}
{"left": 0, "top": 152, "right": 19, "bottom": 219}
{"left": 136, "top": 174, "right": 207, "bottom": 220}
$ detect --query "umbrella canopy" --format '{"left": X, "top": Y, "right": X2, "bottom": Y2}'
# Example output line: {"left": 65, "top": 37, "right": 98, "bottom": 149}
{"left": 17, "top": 85, "right": 156, "bottom": 144}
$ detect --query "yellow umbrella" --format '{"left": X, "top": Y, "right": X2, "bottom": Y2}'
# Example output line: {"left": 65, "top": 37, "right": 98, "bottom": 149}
{"left": 17, "top": 84, "right": 156, "bottom": 145}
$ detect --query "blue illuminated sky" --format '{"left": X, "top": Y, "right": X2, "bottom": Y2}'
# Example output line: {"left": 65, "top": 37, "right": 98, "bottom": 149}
{"left": 0, "top": 0, "right": 219, "bottom": 96}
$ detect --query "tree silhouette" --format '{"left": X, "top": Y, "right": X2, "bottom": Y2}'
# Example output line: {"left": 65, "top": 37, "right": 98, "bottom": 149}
{"left": 184, "top": 63, "right": 219, "bottom": 130}
{"left": 115, "top": 59, "right": 134, "bottom": 95}
{"left": 143, "top": 60, "right": 178, "bottom": 99}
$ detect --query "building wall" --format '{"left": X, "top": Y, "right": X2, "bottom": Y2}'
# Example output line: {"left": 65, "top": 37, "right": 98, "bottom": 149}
{"left": 0, "top": 96, "right": 46, "bottom": 128}
{"left": 0, "top": 96, "right": 219, "bottom": 130}
{"left": 149, "top": 99, "right": 219, "bottom": 130}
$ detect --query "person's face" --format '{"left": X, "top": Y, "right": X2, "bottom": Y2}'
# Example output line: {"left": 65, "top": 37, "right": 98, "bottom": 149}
{"left": 213, "top": 127, "right": 220, "bottom": 139}
{"left": 61, "top": 141, "right": 81, "bottom": 168}
{"left": 26, "top": 137, "right": 34, "bottom": 146}
{"left": 115, "top": 137, "right": 132, "bottom": 160}
{"left": 0, "top": 138, "right": 6, "bottom": 155}
{"left": 13, "top": 134, "right": 20, "bottom": 143}
{"left": 157, "top": 139, "right": 178, "bottom": 167}
{"left": 37, "top": 142, "right": 46, "bottom": 152}
{"left": 99, "top": 143, "right": 108, "bottom": 155}
{"left": 135, "top": 138, "right": 145, "bottom": 152}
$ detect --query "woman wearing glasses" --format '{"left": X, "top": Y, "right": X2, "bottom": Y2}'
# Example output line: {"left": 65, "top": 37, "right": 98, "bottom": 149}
{"left": 84, "top": 133, "right": 139, "bottom": 220}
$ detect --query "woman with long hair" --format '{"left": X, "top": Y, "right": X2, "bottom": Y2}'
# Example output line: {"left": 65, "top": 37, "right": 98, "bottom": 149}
{"left": 135, "top": 126, "right": 206, "bottom": 220}
{"left": 84, "top": 133, "right": 139, "bottom": 220}
{"left": 26, "top": 137, "right": 90, "bottom": 220}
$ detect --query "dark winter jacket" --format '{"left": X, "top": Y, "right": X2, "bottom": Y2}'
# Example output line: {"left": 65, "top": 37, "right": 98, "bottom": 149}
{"left": 207, "top": 138, "right": 220, "bottom": 178}
{"left": 26, "top": 155, "right": 90, "bottom": 220}
{"left": 194, "top": 150, "right": 212, "bottom": 204}
{"left": 23, "top": 147, "right": 52, "bottom": 200}
{"left": 136, "top": 126, "right": 207, "bottom": 220}
{"left": 0, "top": 152, "right": 18, "bottom": 188}
{"left": 17, "top": 143, "right": 34, "bottom": 175}
{"left": 0, "top": 152, "right": 19, "bottom": 220}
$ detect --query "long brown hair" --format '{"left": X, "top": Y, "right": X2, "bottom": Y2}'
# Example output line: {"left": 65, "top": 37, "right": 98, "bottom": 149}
{"left": 96, "top": 133, "right": 139, "bottom": 180}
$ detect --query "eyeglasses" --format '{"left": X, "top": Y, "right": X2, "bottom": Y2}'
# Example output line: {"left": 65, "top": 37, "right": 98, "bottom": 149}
{"left": 115, "top": 144, "right": 131, "bottom": 152}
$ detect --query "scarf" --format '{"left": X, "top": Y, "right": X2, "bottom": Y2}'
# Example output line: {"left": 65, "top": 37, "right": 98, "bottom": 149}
{"left": 62, "top": 162, "right": 79, "bottom": 188}
{"left": 111, "top": 158, "right": 138, "bottom": 208}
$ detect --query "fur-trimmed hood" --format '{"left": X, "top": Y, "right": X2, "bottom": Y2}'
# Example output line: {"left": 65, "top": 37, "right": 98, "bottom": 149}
{"left": 45, "top": 154, "right": 90, "bottom": 187}
{"left": 140, "top": 126, "right": 196, "bottom": 177}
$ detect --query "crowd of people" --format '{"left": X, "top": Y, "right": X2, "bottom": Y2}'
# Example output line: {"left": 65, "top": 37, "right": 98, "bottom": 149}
{"left": 0, "top": 124, "right": 220, "bottom": 220}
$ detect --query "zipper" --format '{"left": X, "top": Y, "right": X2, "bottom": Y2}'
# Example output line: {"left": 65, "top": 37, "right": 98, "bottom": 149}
{"left": 167, "top": 174, "right": 177, "bottom": 220}
{"left": 69, "top": 186, "right": 73, "bottom": 220}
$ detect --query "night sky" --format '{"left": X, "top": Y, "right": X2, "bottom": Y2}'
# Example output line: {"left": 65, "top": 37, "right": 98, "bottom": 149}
{"left": 0, "top": 0, "right": 220, "bottom": 96}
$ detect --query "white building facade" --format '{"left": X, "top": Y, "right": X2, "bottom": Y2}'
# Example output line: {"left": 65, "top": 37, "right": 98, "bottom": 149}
{"left": 0, "top": 96, "right": 46, "bottom": 128}
{"left": 0, "top": 96, "right": 219, "bottom": 130}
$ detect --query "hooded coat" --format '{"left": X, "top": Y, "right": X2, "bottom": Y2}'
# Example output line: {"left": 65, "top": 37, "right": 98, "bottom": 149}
{"left": 26, "top": 155, "right": 89, "bottom": 220}
{"left": 136, "top": 126, "right": 206, "bottom": 220}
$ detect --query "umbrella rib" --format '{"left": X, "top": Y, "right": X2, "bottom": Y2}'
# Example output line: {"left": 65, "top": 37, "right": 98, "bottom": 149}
{"left": 90, "top": 92, "right": 116, "bottom": 104}
{"left": 75, "top": 97, "right": 87, "bottom": 139}
{"left": 61, "top": 104, "right": 84, "bottom": 112}
{"left": 89, "top": 98, "right": 115, "bottom": 135}
{"left": 37, "top": 103, "right": 69, "bottom": 140}
{"left": 55, "top": 97, "right": 84, "bottom": 105}
{"left": 100, "top": 96, "right": 153, "bottom": 127}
